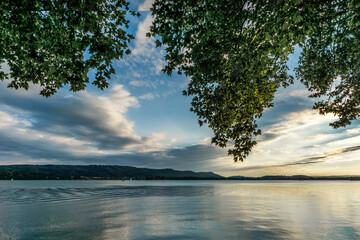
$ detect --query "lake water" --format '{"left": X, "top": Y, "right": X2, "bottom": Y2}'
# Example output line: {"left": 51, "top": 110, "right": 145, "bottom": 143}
{"left": 0, "top": 180, "right": 359, "bottom": 240}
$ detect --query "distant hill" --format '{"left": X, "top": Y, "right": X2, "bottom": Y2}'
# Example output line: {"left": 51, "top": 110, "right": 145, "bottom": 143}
{"left": 1, "top": 165, "right": 358, "bottom": 181}
{"left": 0, "top": 165, "right": 224, "bottom": 180}
{"left": 227, "top": 176, "right": 256, "bottom": 180}
{"left": 228, "top": 175, "right": 360, "bottom": 181}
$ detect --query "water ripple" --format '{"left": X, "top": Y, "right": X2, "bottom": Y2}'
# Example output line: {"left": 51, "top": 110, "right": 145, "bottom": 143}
{"left": 0, "top": 185, "right": 215, "bottom": 205}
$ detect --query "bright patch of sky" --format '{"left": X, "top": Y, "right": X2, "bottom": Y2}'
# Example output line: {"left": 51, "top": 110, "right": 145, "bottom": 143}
{"left": 0, "top": 1, "right": 359, "bottom": 177}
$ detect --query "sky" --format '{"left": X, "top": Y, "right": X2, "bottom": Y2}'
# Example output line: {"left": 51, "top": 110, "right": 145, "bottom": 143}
{"left": 0, "top": 0, "right": 359, "bottom": 177}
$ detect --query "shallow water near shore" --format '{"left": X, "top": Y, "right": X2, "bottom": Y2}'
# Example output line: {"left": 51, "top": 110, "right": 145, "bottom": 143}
{"left": 0, "top": 180, "right": 359, "bottom": 240}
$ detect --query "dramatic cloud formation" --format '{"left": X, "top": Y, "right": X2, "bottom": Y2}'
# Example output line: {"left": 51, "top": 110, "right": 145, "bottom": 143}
{"left": 0, "top": 2, "right": 359, "bottom": 176}
{"left": 0, "top": 83, "right": 141, "bottom": 149}
{"left": 234, "top": 145, "right": 360, "bottom": 172}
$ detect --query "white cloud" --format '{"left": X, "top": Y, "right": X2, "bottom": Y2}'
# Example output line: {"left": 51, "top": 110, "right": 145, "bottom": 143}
{"left": 217, "top": 109, "right": 360, "bottom": 176}
{"left": 0, "top": 81, "right": 180, "bottom": 163}
{"left": 267, "top": 110, "right": 336, "bottom": 134}
{"left": 129, "top": 80, "right": 160, "bottom": 88}
{"left": 138, "top": 0, "right": 154, "bottom": 11}
{"left": 128, "top": 14, "right": 165, "bottom": 75}
{"left": 139, "top": 93, "right": 159, "bottom": 100}
{"left": 132, "top": 14, "right": 155, "bottom": 56}
{"left": 137, "top": 132, "right": 179, "bottom": 152}
{"left": 346, "top": 128, "right": 360, "bottom": 134}
{"left": 278, "top": 89, "right": 310, "bottom": 99}
{"left": 0, "top": 74, "right": 205, "bottom": 167}
{"left": 0, "top": 111, "right": 18, "bottom": 128}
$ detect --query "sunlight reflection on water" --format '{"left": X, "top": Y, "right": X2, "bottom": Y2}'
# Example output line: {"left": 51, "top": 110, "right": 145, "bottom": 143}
{"left": 0, "top": 180, "right": 359, "bottom": 240}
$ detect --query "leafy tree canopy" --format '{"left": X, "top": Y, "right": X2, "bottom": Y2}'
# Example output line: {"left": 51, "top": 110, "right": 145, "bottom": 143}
{"left": 0, "top": 0, "right": 139, "bottom": 96}
{"left": 149, "top": 0, "right": 360, "bottom": 161}
{"left": 1, "top": 0, "right": 359, "bottom": 162}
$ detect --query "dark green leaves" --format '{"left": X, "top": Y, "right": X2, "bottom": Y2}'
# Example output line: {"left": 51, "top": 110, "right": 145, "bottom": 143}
{"left": 149, "top": 0, "right": 297, "bottom": 162}
{"left": 0, "top": 0, "right": 139, "bottom": 97}
{"left": 296, "top": 0, "right": 360, "bottom": 129}
{"left": 150, "top": 0, "right": 359, "bottom": 162}
{"left": 1, "top": 0, "right": 359, "bottom": 163}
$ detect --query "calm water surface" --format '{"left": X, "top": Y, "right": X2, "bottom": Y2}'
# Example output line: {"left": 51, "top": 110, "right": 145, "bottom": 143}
{"left": 0, "top": 180, "right": 359, "bottom": 240}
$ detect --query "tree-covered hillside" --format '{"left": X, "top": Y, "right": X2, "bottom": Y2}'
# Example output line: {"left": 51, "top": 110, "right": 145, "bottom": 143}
{"left": 0, "top": 165, "right": 224, "bottom": 180}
